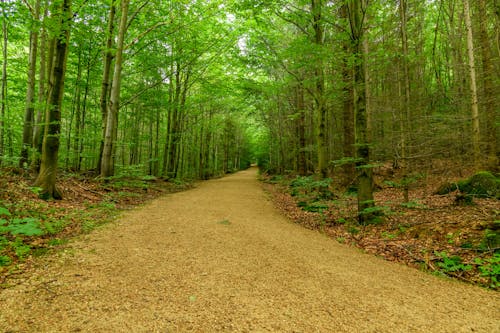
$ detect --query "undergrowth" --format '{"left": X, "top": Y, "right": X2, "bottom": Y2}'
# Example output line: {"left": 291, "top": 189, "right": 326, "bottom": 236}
{"left": 0, "top": 170, "right": 192, "bottom": 282}
{"left": 262, "top": 171, "right": 500, "bottom": 290}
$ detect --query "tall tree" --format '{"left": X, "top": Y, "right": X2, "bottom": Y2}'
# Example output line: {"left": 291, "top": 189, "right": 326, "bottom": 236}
{"left": 0, "top": 0, "right": 8, "bottom": 165}
{"left": 34, "top": 0, "right": 72, "bottom": 199}
{"left": 476, "top": 0, "right": 499, "bottom": 169}
{"left": 311, "top": 0, "right": 328, "bottom": 178}
{"left": 31, "top": 2, "right": 48, "bottom": 172}
{"left": 97, "top": 0, "right": 116, "bottom": 174}
{"left": 347, "top": 0, "right": 375, "bottom": 223}
{"left": 101, "top": 0, "right": 129, "bottom": 177}
{"left": 20, "top": 0, "right": 41, "bottom": 169}
{"left": 398, "top": 0, "right": 411, "bottom": 201}
{"left": 463, "top": 0, "right": 481, "bottom": 168}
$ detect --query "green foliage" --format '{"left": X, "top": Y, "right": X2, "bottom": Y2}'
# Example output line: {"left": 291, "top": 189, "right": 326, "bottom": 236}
{"left": 358, "top": 204, "right": 388, "bottom": 225}
{"left": 297, "top": 201, "right": 329, "bottom": 213}
{"left": 384, "top": 173, "right": 423, "bottom": 188}
{"left": 434, "top": 251, "right": 472, "bottom": 273}
{"left": 13, "top": 238, "right": 31, "bottom": 259}
{"left": 289, "top": 176, "right": 334, "bottom": 214}
{"left": 0, "top": 255, "right": 11, "bottom": 266}
{"left": 0, "top": 207, "right": 11, "bottom": 217}
{"left": 331, "top": 157, "right": 362, "bottom": 166}
{"left": 479, "top": 229, "right": 499, "bottom": 251}
{"left": 475, "top": 254, "right": 500, "bottom": 289}
{"left": 0, "top": 217, "right": 44, "bottom": 236}
{"left": 29, "top": 187, "right": 43, "bottom": 196}
{"left": 290, "top": 176, "right": 333, "bottom": 199}
{"left": 381, "top": 231, "right": 397, "bottom": 240}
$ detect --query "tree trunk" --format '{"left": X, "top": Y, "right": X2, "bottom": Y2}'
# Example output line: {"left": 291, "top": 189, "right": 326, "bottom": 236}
{"left": 399, "top": 0, "right": 411, "bottom": 202}
{"left": 101, "top": 0, "right": 129, "bottom": 178}
{"left": 0, "top": 0, "right": 7, "bottom": 165}
{"left": 97, "top": 0, "right": 116, "bottom": 173}
{"left": 312, "top": 0, "right": 328, "bottom": 178}
{"left": 32, "top": 3, "right": 48, "bottom": 173}
{"left": 477, "top": 0, "right": 499, "bottom": 169}
{"left": 464, "top": 0, "right": 481, "bottom": 168}
{"left": 34, "top": 0, "right": 72, "bottom": 199}
{"left": 20, "top": 0, "right": 41, "bottom": 169}
{"left": 348, "top": 0, "right": 375, "bottom": 224}
{"left": 341, "top": 4, "right": 355, "bottom": 185}
{"left": 296, "top": 84, "right": 307, "bottom": 176}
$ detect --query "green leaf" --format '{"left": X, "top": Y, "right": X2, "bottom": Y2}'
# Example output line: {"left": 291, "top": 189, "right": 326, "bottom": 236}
{"left": 0, "top": 207, "right": 11, "bottom": 217}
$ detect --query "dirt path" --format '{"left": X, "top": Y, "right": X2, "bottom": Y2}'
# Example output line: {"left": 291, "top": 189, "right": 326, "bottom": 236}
{"left": 1, "top": 168, "right": 498, "bottom": 332}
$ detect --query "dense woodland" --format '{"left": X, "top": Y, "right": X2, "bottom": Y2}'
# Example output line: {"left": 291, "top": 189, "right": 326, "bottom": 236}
{"left": 0, "top": 0, "right": 498, "bottom": 212}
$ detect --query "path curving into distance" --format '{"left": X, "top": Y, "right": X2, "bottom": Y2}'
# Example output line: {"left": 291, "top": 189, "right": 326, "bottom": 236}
{"left": 1, "top": 167, "right": 498, "bottom": 332}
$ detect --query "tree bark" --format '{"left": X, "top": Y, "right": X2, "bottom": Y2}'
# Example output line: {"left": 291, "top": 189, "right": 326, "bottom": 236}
{"left": 0, "top": 0, "right": 8, "bottom": 165}
{"left": 348, "top": 0, "right": 375, "bottom": 224}
{"left": 341, "top": 4, "right": 355, "bottom": 185}
{"left": 399, "top": 0, "right": 411, "bottom": 201}
{"left": 296, "top": 83, "right": 307, "bottom": 176}
{"left": 464, "top": 0, "right": 481, "bottom": 168}
{"left": 20, "top": 0, "right": 41, "bottom": 169}
{"left": 31, "top": 3, "right": 48, "bottom": 173}
{"left": 34, "top": 0, "right": 72, "bottom": 199}
{"left": 97, "top": 0, "right": 116, "bottom": 173}
{"left": 101, "top": 0, "right": 129, "bottom": 178}
{"left": 477, "top": 0, "right": 499, "bottom": 169}
{"left": 312, "top": 0, "right": 328, "bottom": 178}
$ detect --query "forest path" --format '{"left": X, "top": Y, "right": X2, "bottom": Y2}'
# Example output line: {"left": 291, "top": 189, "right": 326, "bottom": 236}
{"left": 0, "top": 168, "right": 498, "bottom": 332}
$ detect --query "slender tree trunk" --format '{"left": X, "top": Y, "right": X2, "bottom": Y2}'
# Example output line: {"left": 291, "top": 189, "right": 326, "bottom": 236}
{"left": 399, "top": 0, "right": 411, "bottom": 202}
{"left": 296, "top": 84, "right": 307, "bottom": 176}
{"left": 0, "top": 0, "right": 8, "bottom": 164}
{"left": 348, "top": 0, "right": 375, "bottom": 224}
{"left": 32, "top": 3, "right": 48, "bottom": 173}
{"left": 77, "top": 57, "right": 91, "bottom": 171}
{"left": 464, "top": 0, "right": 481, "bottom": 168}
{"left": 97, "top": 0, "right": 116, "bottom": 173}
{"left": 477, "top": 0, "right": 499, "bottom": 169}
{"left": 34, "top": 0, "right": 72, "bottom": 199}
{"left": 341, "top": 4, "right": 355, "bottom": 185}
{"left": 20, "top": 0, "right": 41, "bottom": 169}
{"left": 101, "top": 0, "right": 129, "bottom": 178}
{"left": 72, "top": 49, "right": 83, "bottom": 170}
{"left": 312, "top": 0, "right": 328, "bottom": 178}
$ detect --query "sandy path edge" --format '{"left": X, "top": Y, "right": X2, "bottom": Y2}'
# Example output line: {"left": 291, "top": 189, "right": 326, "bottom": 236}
{"left": 0, "top": 168, "right": 498, "bottom": 332}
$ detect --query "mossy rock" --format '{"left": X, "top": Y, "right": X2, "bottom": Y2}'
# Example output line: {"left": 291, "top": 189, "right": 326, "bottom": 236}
{"left": 435, "top": 182, "right": 459, "bottom": 195}
{"left": 457, "top": 171, "right": 500, "bottom": 199}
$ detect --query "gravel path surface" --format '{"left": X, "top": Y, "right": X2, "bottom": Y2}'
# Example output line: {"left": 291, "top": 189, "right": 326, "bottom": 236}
{"left": 0, "top": 168, "right": 499, "bottom": 332}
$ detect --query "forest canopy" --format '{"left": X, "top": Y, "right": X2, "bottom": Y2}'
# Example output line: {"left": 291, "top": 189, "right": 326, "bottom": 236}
{"left": 0, "top": 0, "right": 498, "bottom": 208}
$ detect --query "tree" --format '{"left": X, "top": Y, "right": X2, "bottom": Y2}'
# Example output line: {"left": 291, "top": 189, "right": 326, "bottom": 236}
{"left": 20, "top": 0, "right": 41, "bottom": 169}
{"left": 101, "top": 0, "right": 129, "bottom": 178}
{"left": 0, "top": 0, "right": 8, "bottom": 165}
{"left": 97, "top": 0, "right": 116, "bottom": 174}
{"left": 476, "top": 0, "right": 499, "bottom": 169}
{"left": 34, "top": 0, "right": 72, "bottom": 199}
{"left": 311, "top": 0, "right": 328, "bottom": 178}
{"left": 346, "top": 0, "right": 374, "bottom": 224}
{"left": 464, "top": 0, "right": 480, "bottom": 168}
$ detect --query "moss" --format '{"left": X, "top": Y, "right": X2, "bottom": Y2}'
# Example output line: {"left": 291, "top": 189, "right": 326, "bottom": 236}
{"left": 437, "top": 172, "right": 500, "bottom": 199}
{"left": 457, "top": 171, "right": 500, "bottom": 199}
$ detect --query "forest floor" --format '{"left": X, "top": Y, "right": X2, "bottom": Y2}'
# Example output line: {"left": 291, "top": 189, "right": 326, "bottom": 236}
{"left": 0, "top": 169, "right": 193, "bottom": 281}
{"left": 0, "top": 167, "right": 499, "bottom": 332}
{"left": 262, "top": 163, "right": 499, "bottom": 290}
